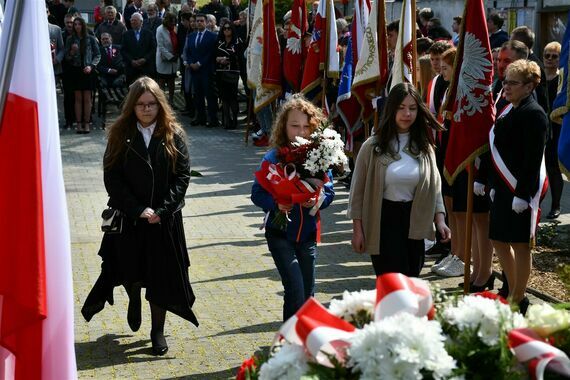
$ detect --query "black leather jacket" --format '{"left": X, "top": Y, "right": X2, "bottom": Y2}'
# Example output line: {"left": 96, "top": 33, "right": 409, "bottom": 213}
{"left": 104, "top": 128, "right": 190, "bottom": 220}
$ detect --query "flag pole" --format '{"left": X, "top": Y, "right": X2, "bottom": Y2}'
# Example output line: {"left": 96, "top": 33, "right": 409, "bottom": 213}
{"left": 463, "top": 162, "right": 474, "bottom": 294}
{"left": 411, "top": 0, "right": 417, "bottom": 86}
{"left": 0, "top": 0, "right": 25, "bottom": 128}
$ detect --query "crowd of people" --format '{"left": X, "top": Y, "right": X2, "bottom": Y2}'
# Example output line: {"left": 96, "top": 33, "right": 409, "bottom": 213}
{"left": 43, "top": 0, "right": 565, "bottom": 357}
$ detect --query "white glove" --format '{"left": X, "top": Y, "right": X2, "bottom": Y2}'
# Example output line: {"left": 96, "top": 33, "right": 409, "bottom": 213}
{"left": 512, "top": 196, "right": 529, "bottom": 214}
{"left": 473, "top": 182, "right": 486, "bottom": 196}
{"left": 489, "top": 189, "right": 495, "bottom": 202}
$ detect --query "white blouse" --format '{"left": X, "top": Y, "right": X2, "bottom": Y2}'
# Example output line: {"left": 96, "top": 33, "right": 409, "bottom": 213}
{"left": 383, "top": 132, "right": 420, "bottom": 202}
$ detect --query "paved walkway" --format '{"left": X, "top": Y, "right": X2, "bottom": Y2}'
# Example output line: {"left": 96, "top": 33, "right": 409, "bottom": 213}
{"left": 66, "top": 104, "right": 568, "bottom": 379}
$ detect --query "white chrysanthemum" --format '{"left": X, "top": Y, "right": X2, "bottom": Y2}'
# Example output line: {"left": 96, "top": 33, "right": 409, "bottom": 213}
{"left": 526, "top": 303, "right": 570, "bottom": 337}
{"left": 348, "top": 313, "right": 456, "bottom": 380}
{"left": 329, "top": 290, "right": 376, "bottom": 322}
{"left": 259, "top": 343, "right": 308, "bottom": 380}
{"left": 443, "top": 295, "right": 527, "bottom": 346}
{"left": 292, "top": 136, "right": 310, "bottom": 146}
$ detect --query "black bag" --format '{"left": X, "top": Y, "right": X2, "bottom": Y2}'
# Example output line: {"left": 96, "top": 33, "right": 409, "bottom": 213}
{"left": 101, "top": 208, "right": 124, "bottom": 234}
{"left": 217, "top": 70, "right": 240, "bottom": 87}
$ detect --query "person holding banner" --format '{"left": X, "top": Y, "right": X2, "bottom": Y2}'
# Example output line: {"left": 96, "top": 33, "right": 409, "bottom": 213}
{"left": 489, "top": 60, "right": 548, "bottom": 314}
{"left": 348, "top": 83, "right": 451, "bottom": 277}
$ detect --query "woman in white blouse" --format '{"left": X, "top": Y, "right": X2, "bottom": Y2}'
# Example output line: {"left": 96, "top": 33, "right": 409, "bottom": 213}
{"left": 348, "top": 83, "right": 451, "bottom": 276}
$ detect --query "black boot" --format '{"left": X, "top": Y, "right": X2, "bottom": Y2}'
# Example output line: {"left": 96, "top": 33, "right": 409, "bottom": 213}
{"left": 126, "top": 283, "right": 142, "bottom": 332}
{"left": 150, "top": 302, "right": 168, "bottom": 356}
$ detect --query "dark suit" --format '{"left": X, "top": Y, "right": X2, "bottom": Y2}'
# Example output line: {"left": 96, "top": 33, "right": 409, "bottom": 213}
{"left": 98, "top": 44, "right": 125, "bottom": 88}
{"left": 121, "top": 28, "right": 156, "bottom": 84}
{"left": 124, "top": 5, "right": 148, "bottom": 29}
{"left": 183, "top": 30, "right": 218, "bottom": 124}
{"left": 489, "top": 29, "right": 509, "bottom": 50}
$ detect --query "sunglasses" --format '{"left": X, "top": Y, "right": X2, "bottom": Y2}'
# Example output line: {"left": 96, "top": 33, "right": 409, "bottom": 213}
{"left": 544, "top": 53, "right": 559, "bottom": 60}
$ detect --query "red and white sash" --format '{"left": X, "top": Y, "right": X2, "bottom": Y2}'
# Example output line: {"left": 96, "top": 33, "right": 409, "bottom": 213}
{"left": 489, "top": 104, "right": 549, "bottom": 240}
{"left": 426, "top": 75, "right": 439, "bottom": 116}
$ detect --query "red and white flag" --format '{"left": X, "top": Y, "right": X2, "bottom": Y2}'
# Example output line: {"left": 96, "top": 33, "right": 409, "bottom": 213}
{"left": 282, "top": 0, "right": 307, "bottom": 92}
{"left": 0, "top": 1, "right": 76, "bottom": 379}
{"left": 246, "top": 0, "right": 281, "bottom": 112}
{"left": 351, "top": 0, "right": 389, "bottom": 121}
{"left": 300, "top": 0, "right": 339, "bottom": 101}
{"left": 389, "top": 0, "right": 414, "bottom": 91}
{"left": 277, "top": 298, "right": 355, "bottom": 367}
{"left": 442, "top": 0, "right": 495, "bottom": 184}
{"left": 374, "top": 273, "right": 434, "bottom": 321}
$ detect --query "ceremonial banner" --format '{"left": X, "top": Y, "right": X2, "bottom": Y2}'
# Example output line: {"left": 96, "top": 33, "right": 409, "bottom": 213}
{"left": 283, "top": 0, "right": 307, "bottom": 92}
{"left": 351, "top": 0, "right": 389, "bottom": 121}
{"left": 246, "top": 0, "right": 281, "bottom": 112}
{"left": 337, "top": 39, "right": 362, "bottom": 151}
{"left": 300, "top": 0, "right": 339, "bottom": 101}
{"left": 0, "top": 1, "right": 76, "bottom": 379}
{"left": 389, "top": 0, "right": 414, "bottom": 91}
{"left": 551, "top": 10, "right": 570, "bottom": 174}
{"left": 351, "top": 0, "right": 370, "bottom": 66}
{"left": 442, "top": 0, "right": 495, "bottom": 184}
{"left": 261, "top": 0, "right": 282, "bottom": 89}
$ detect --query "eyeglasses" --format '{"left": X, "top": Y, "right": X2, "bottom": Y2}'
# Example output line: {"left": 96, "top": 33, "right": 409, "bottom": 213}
{"left": 135, "top": 102, "right": 159, "bottom": 110}
{"left": 544, "top": 53, "right": 559, "bottom": 60}
{"left": 502, "top": 80, "right": 526, "bottom": 87}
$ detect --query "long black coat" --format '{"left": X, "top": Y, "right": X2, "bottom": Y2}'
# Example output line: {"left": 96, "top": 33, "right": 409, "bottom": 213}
{"left": 82, "top": 128, "right": 199, "bottom": 327}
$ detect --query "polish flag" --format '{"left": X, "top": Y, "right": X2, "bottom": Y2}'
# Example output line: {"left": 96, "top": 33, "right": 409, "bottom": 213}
{"left": 390, "top": 0, "right": 414, "bottom": 91}
{"left": 0, "top": 1, "right": 76, "bottom": 379}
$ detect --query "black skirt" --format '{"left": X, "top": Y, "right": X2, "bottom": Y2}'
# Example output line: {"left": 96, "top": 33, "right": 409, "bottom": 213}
{"left": 451, "top": 169, "right": 490, "bottom": 213}
{"left": 372, "top": 199, "right": 425, "bottom": 277}
{"left": 81, "top": 211, "right": 199, "bottom": 326}
{"left": 68, "top": 65, "right": 96, "bottom": 91}
{"left": 489, "top": 183, "right": 532, "bottom": 243}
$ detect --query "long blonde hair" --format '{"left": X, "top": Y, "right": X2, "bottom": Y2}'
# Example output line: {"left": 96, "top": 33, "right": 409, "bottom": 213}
{"left": 104, "top": 76, "right": 186, "bottom": 170}
{"left": 270, "top": 94, "right": 325, "bottom": 147}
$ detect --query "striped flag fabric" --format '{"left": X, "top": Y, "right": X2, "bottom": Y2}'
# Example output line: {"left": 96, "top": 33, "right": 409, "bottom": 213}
{"left": 282, "top": 0, "right": 307, "bottom": 92}
{"left": 246, "top": 0, "right": 281, "bottom": 112}
{"left": 0, "top": 1, "right": 76, "bottom": 379}
{"left": 374, "top": 273, "right": 434, "bottom": 321}
{"left": 389, "top": 0, "right": 414, "bottom": 91}
{"left": 351, "top": 0, "right": 389, "bottom": 121}
{"left": 300, "top": 0, "right": 339, "bottom": 102}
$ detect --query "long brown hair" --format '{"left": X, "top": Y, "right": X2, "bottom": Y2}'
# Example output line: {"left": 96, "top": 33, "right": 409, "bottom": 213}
{"left": 375, "top": 83, "right": 443, "bottom": 156}
{"left": 104, "top": 76, "right": 186, "bottom": 170}
{"left": 72, "top": 17, "right": 88, "bottom": 57}
{"left": 270, "top": 94, "right": 325, "bottom": 147}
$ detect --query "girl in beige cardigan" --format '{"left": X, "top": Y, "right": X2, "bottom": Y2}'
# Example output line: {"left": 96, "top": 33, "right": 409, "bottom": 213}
{"left": 347, "top": 83, "right": 451, "bottom": 276}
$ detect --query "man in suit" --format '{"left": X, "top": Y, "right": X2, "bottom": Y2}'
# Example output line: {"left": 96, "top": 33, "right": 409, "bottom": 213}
{"left": 48, "top": 21, "right": 65, "bottom": 77}
{"left": 183, "top": 13, "right": 219, "bottom": 127}
{"left": 124, "top": 0, "right": 148, "bottom": 29}
{"left": 95, "top": 6, "right": 127, "bottom": 45}
{"left": 121, "top": 13, "right": 156, "bottom": 85}
{"left": 98, "top": 33, "right": 125, "bottom": 88}
{"left": 487, "top": 13, "right": 509, "bottom": 50}
{"left": 143, "top": 3, "right": 163, "bottom": 40}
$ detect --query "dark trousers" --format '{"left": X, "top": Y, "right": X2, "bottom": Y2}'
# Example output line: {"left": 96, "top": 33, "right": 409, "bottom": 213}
{"left": 265, "top": 228, "right": 317, "bottom": 321}
{"left": 371, "top": 199, "right": 425, "bottom": 277}
{"left": 62, "top": 73, "right": 75, "bottom": 126}
{"left": 192, "top": 70, "right": 218, "bottom": 124}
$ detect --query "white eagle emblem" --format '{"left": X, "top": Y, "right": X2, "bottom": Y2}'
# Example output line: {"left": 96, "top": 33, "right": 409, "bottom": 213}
{"left": 286, "top": 7, "right": 303, "bottom": 55}
{"left": 454, "top": 32, "right": 493, "bottom": 122}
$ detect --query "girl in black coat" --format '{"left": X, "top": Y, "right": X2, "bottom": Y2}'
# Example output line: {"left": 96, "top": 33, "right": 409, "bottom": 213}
{"left": 82, "top": 77, "right": 198, "bottom": 356}
{"left": 489, "top": 60, "right": 548, "bottom": 314}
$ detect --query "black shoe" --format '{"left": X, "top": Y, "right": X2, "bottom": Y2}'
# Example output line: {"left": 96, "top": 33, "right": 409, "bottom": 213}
{"left": 208, "top": 121, "right": 220, "bottom": 128}
{"left": 517, "top": 296, "right": 530, "bottom": 315}
{"left": 150, "top": 329, "right": 168, "bottom": 356}
{"left": 547, "top": 209, "right": 561, "bottom": 219}
{"left": 126, "top": 285, "right": 141, "bottom": 332}
{"left": 469, "top": 275, "right": 495, "bottom": 293}
{"left": 191, "top": 119, "right": 206, "bottom": 126}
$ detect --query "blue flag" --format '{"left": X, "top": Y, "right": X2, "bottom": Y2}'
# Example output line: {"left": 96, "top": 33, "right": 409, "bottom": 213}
{"left": 552, "top": 12, "right": 570, "bottom": 173}
{"left": 336, "top": 38, "right": 362, "bottom": 151}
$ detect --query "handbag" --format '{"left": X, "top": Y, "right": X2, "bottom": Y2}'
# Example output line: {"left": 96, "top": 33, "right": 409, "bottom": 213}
{"left": 101, "top": 207, "right": 124, "bottom": 234}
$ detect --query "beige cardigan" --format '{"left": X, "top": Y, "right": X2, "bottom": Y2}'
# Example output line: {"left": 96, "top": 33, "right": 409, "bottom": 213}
{"left": 347, "top": 136, "right": 446, "bottom": 255}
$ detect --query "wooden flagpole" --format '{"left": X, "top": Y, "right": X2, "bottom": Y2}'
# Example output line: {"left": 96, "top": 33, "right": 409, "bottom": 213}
{"left": 463, "top": 162, "right": 474, "bottom": 294}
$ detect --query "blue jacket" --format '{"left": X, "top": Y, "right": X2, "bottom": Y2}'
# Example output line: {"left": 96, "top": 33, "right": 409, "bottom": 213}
{"left": 251, "top": 148, "right": 335, "bottom": 242}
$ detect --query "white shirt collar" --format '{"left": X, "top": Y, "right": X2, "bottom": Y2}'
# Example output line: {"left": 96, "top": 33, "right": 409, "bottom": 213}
{"left": 137, "top": 122, "right": 157, "bottom": 148}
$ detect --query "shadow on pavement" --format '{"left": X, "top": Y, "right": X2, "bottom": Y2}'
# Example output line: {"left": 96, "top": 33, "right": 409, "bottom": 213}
{"left": 163, "top": 367, "right": 239, "bottom": 380}
{"left": 75, "top": 333, "right": 168, "bottom": 370}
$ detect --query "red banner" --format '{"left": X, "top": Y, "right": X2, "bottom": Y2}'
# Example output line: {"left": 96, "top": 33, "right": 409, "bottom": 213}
{"left": 262, "top": 0, "right": 282, "bottom": 90}
{"left": 283, "top": 0, "right": 307, "bottom": 92}
{"left": 443, "top": 0, "right": 495, "bottom": 184}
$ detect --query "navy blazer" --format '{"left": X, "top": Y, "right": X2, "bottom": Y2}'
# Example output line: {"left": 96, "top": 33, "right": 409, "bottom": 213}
{"left": 121, "top": 28, "right": 156, "bottom": 75}
{"left": 183, "top": 29, "right": 217, "bottom": 73}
